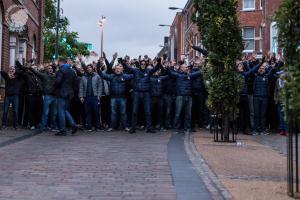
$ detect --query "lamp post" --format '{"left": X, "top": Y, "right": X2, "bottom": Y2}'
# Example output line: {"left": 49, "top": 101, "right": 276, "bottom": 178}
{"left": 55, "top": 0, "right": 61, "bottom": 60}
{"left": 98, "top": 16, "right": 106, "bottom": 58}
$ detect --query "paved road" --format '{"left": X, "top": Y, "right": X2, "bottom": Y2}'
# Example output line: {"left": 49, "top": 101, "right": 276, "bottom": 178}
{"left": 0, "top": 131, "right": 212, "bottom": 200}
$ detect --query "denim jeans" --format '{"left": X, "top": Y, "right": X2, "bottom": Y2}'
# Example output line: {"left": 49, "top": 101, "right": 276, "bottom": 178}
{"left": 248, "top": 95, "right": 254, "bottom": 130}
{"left": 152, "top": 96, "right": 163, "bottom": 128}
{"left": 2, "top": 95, "right": 19, "bottom": 127}
{"left": 84, "top": 96, "right": 101, "bottom": 129}
{"left": 39, "top": 95, "right": 58, "bottom": 129}
{"left": 131, "top": 92, "right": 152, "bottom": 129}
{"left": 253, "top": 97, "right": 268, "bottom": 132}
{"left": 111, "top": 98, "right": 127, "bottom": 129}
{"left": 277, "top": 103, "right": 288, "bottom": 132}
{"left": 57, "top": 97, "right": 75, "bottom": 131}
{"left": 163, "top": 94, "right": 175, "bottom": 129}
{"left": 173, "top": 96, "right": 193, "bottom": 131}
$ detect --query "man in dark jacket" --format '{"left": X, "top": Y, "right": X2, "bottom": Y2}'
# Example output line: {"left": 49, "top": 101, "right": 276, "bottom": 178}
{"left": 79, "top": 64, "right": 102, "bottom": 131}
{"left": 191, "top": 59, "right": 208, "bottom": 130}
{"left": 99, "top": 64, "right": 134, "bottom": 131}
{"left": 124, "top": 58, "right": 162, "bottom": 133}
{"left": 169, "top": 63, "right": 202, "bottom": 133}
{"left": 31, "top": 65, "right": 58, "bottom": 132}
{"left": 252, "top": 62, "right": 275, "bottom": 135}
{"left": 1, "top": 67, "right": 23, "bottom": 129}
{"left": 20, "top": 63, "right": 43, "bottom": 129}
{"left": 54, "top": 60, "right": 78, "bottom": 136}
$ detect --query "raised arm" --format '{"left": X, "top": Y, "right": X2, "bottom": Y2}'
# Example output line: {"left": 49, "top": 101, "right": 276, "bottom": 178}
{"left": 242, "top": 61, "right": 264, "bottom": 77}
{"left": 189, "top": 70, "right": 201, "bottom": 79}
{"left": 98, "top": 70, "right": 113, "bottom": 81}
{"left": 192, "top": 46, "right": 209, "bottom": 57}
{"left": 0, "top": 71, "right": 9, "bottom": 81}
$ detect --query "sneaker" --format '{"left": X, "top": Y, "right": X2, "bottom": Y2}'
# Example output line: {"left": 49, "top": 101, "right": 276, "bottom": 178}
{"left": 146, "top": 129, "right": 156, "bottom": 133}
{"left": 55, "top": 131, "right": 67, "bottom": 136}
{"left": 261, "top": 131, "right": 269, "bottom": 135}
{"left": 51, "top": 129, "right": 59, "bottom": 132}
{"left": 251, "top": 131, "right": 258, "bottom": 136}
{"left": 279, "top": 131, "right": 288, "bottom": 136}
{"left": 107, "top": 128, "right": 113, "bottom": 132}
{"left": 124, "top": 127, "right": 130, "bottom": 132}
{"left": 30, "top": 126, "right": 36, "bottom": 130}
{"left": 72, "top": 125, "right": 78, "bottom": 135}
{"left": 206, "top": 124, "right": 211, "bottom": 129}
{"left": 129, "top": 128, "right": 136, "bottom": 134}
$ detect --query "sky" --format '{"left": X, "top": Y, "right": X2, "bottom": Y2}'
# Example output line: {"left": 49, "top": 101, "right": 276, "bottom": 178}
{"left": 61, "top": 0, "right": 186, "bottom": 59}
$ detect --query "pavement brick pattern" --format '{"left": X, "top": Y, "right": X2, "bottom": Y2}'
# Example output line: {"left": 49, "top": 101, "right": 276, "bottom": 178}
{"left": 193, "top": 130, "right": 293, "bottom": 200}
{"left": 0, "top": 132, "right": 177, "bottom": 200}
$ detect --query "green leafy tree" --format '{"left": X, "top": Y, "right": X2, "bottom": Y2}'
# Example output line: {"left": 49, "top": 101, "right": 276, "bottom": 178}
{"left": 275, "top": 0, "right": 300, "bottom": 122}
{"left": 44, "top": 0, "right": 89, "bottom": 62}
{"left": 194, "top": 0, "right": 244, "bottom": 140}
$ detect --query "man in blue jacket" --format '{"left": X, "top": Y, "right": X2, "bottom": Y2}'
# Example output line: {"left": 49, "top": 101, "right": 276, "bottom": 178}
{"left": 54, "top": 59, "right": 78, "bottom": 136}
{"left": 169, "top": 63, "right": 202, "bottom": 133}
{"left": 99, "top": 64, "right": 134, "bottom": 131}
{"left": 124, "top": 58, "right": 162, "bottom": 133}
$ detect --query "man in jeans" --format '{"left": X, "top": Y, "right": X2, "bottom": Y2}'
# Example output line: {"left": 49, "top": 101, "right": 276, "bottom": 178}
{"left": 1, "top": 67, "right": 23, "bottom": 129}
{"left": 79, "top": 64, "right": 102, "bottom": 131}
{"left": 54, "top": 60, "right": 78, "bottom": 136}
{"left": 31, "top": 65, "right": 58, "bottom": 132}
{"left": 124, "top": 58, "right": 162, "bottom": 133}
{"left": 169, "top": 63, "right": 202, "bottom": 134}
{"left": 99, "top": 64, "right": 134, "bottom": 131}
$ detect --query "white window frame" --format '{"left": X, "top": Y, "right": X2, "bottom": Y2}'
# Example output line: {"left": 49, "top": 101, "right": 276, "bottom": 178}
{"left": 259, "top": 27, "right": 263, "bottom": 52}
{"left": 242, "top": 27, "right": 255, "bottom": 53}
{"left": 270, "top": 22, "right": 279, "bottom": 55}
{"left": 243, "top": 0, "right": 255, "bottom": 11}
{"left": 260, "top": 0, "right": 264, "bottom": 9}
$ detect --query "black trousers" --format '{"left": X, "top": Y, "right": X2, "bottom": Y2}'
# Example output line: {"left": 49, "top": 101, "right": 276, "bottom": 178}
{"left": 191, "top": 92, "right": 207, "bottom": 128}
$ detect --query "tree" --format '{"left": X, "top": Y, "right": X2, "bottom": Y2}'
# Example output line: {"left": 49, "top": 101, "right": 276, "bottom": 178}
{"left": 194, "top": 0, "right": 244, "bottom": 141}
{"left": 44, "top": 0, "right": 89, "bottom": 62}
{"left": 275, "top": 0, "right": 300, "bottom": 122}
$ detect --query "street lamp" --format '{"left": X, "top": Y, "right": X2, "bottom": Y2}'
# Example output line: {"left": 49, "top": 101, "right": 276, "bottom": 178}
{"left": 55, "top": 0, "right": 61, "bottom": 60}
{"left": 168, "top": 7, "right": 184, "bottom": 11}
{"left": 159, "top": 24, "right": 171, "bottom": 27}
{"left": 98, "top": 16, "right": 106, "bottom": 58}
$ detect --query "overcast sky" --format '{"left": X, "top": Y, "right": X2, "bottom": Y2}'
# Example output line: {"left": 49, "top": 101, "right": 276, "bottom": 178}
{"left": 61, "top": 0, "right": 186, "bottom": 59}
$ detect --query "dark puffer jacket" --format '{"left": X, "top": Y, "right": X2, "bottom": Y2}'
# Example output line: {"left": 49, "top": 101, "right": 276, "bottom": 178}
{"left": 170, "top": 70, "right": 201, "bottom": 96}
{"left": 239, "top": 62, "right": 263, "bottom": 96}
{"left": 99, "top": 71, "right": 134, "bottom": 98}
{"left": 124, "top": 64, "right": 161, "bottom": 92}
{"left": 191, "top": 68, "right": 206, "bottom": 94}
{"left": 150, "top": 75, "right": 169, "bottom": 97}
{"left": 55, "top": 64, "right": 77, "bottom": 99}
{"left": 253, "top": 67, "right": 274, "bottom": 97}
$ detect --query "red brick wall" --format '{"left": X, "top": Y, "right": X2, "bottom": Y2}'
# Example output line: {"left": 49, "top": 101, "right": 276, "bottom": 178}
{"left": 0, "top": 0, "right": 44, "bottom": 71}
{"left": 238, "top": 0, "right": 282, "bottom": 54}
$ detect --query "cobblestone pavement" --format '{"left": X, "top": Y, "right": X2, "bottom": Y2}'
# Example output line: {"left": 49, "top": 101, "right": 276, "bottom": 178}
{"left": 0, "top": 131, "right": 178, "bottom": 200}
{"left": 0, "top": 128, "right": 36, "bottom": 148}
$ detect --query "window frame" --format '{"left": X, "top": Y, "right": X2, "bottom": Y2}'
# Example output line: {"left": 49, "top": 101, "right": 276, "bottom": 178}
{"left": 243, "top": 0, "right": 256, "bottom": 11}
{"left": 242, "top": 27, "right": 255, "bottom": 53}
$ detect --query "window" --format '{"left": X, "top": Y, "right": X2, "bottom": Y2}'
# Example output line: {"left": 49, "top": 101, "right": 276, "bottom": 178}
{"left": 243, "top": 27, "right": 255, "bottom": 52}
{"left": 260, "top": 0, "right": 264, "bottom": 9}
{"left": 270, "top": 22, "right": 279, "bottom": 55}
{"left": 243, "top": 0, "right": 255, "bottom": 10}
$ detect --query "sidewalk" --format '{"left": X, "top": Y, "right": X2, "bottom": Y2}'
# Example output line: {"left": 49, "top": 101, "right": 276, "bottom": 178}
{"left": 0, "top": 128, "right": 36, "bottom": 148}
{"left": 192, "top": 130, "right": 292, "bottom": 200}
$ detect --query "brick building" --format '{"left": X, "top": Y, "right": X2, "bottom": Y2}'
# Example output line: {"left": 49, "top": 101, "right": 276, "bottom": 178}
{"left": 169, "top": 12, "right": 183, "bottom": 62}
{"left": 238, "top": 0, "right": 282, "bottom": 55}
{"left": 0, "top": 0, "right": 44, "bottom": 71}
{"left": 166, "top": 0, "right": 282, "bottom": 61}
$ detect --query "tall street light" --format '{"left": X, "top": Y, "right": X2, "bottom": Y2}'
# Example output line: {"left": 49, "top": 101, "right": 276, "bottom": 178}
{"left": 168, "top": 7, "right": 185, "bottom": 13}
{"left": 98, "top": 16, "right": 106, "bottom": 58}
{"left": 159, "top": 24, "right": 171, "bottom": 27}
{"left": 55, "top": 0, "right": 61, "bottom": 60}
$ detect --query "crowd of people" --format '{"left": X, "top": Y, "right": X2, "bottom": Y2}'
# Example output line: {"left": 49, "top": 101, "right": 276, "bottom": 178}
{"left": 0, "top": 46, "right": 288, "bottom": 136}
